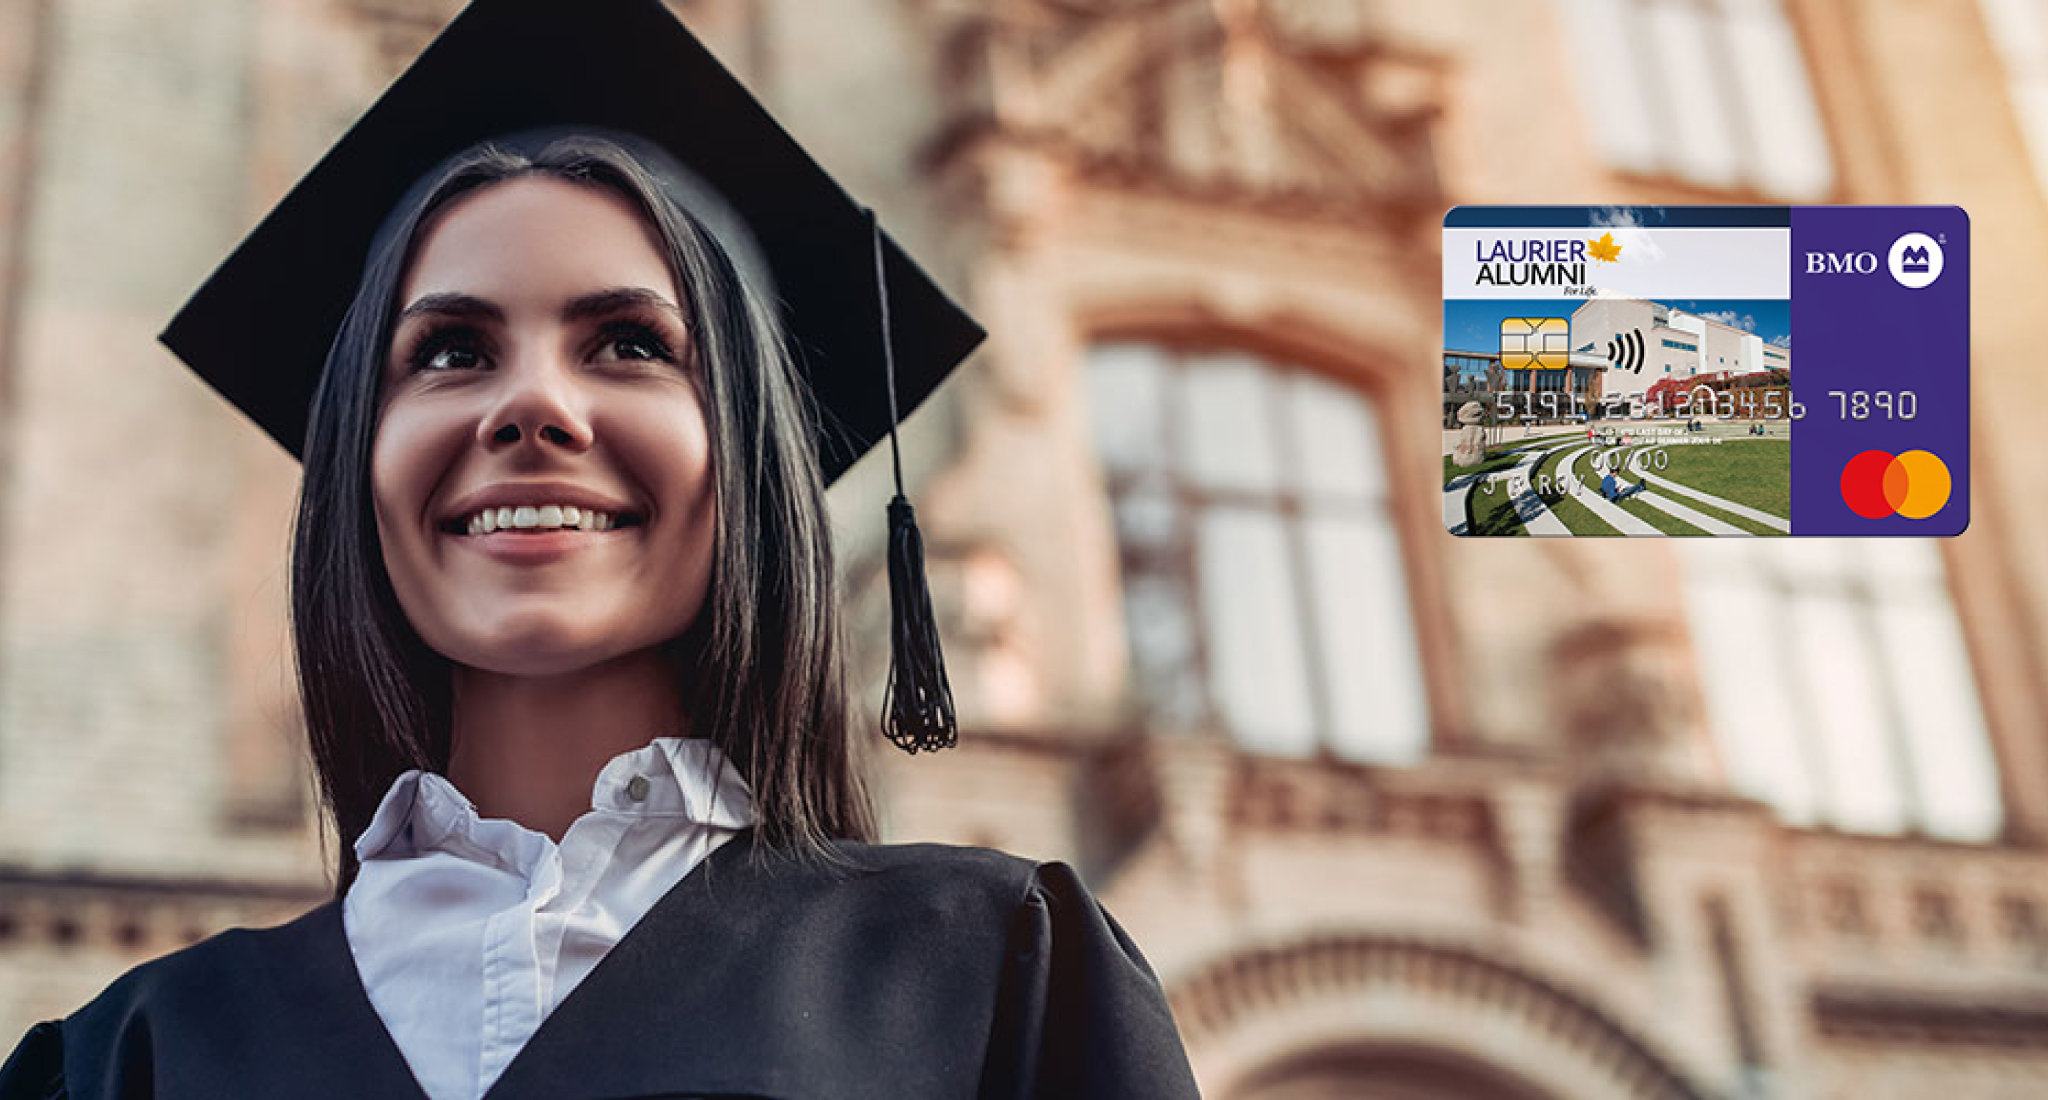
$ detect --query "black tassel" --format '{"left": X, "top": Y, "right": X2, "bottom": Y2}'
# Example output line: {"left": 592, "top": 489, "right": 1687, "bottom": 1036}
{"left": 871, "top": 208, "right": 958, "bottom": 754}
{"left": 883, "top": 493, "right": 956, "bottom": 752}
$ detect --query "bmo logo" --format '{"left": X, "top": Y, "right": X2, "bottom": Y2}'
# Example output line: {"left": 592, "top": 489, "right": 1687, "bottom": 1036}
{"left": 1887, "top": 232, "right": 1944, "bottom": 289}
{"left": 1804, "top": 250, "right": 1878, "bottom": 275}
{"left": 1802, "top": 232, "right": 1945, "bottom": 289}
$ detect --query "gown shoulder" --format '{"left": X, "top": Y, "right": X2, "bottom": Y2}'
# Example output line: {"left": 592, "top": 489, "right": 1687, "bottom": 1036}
{"left": 0, "top": 905, "right": 356, "bottom": 1100}
{"left": 803, "top": 840, "right": 1202, "bottom": 1099}
{"left": 0, "top": 1018, "right": 64, "bottom": 1100}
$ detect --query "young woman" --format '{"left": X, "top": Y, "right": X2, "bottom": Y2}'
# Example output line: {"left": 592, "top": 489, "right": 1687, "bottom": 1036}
{"left": 0, "top": 3, "right": 1199, "bottom": 1098}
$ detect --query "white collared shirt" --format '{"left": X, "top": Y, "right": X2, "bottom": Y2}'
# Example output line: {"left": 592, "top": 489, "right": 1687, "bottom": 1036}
{"left": 341, "top": 737, "right": 755, "bottom": 1100}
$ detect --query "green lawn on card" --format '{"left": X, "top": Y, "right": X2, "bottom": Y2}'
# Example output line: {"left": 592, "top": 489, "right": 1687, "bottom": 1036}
{"left": 1652, "top": 439, "right": 1791, "bottom": 519}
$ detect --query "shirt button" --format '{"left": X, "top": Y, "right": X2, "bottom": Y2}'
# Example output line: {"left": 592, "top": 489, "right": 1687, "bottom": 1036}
{"left": 626, "top": 774, "right": 650, "bottom": 802}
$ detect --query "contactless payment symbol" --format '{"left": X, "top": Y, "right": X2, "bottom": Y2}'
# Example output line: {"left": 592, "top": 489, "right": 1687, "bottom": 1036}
{"left": 1499, "top": 317, "right": 1569, "bottom": 370}
{"left": 1889, "top": 232, "right": 1943, "bottom": 289}
{"left": 1840, "top": 449, "right": 1952, "bottom": 519}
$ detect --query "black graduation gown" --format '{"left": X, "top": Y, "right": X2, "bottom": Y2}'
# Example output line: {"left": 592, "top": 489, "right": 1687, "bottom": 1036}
{"left": 0, "top": 833, "right": 1201, "bottom": 1099}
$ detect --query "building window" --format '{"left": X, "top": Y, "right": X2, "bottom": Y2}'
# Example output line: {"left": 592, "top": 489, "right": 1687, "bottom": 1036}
{"left": 1085, "top": 343, "right": 1429, "bottom": 763}
{"left": 1555, "top": 0, "right": 1833, "bottom": 198}
{"left": 1680, "top": 540, "right": 2002, "bottom": 840}
{"left": 1444, "top": 353, "right": 1500, "bottom": 387}
{"left": 1663, "top": 338, "right": 1699, "bottom": 352}
{"left": 1981, "top": 0, "right": 2048, "bottom": 198}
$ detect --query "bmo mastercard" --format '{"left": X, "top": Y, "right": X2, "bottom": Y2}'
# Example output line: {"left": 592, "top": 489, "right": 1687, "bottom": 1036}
{"left": 1442, "top": 206, "right": 1967, "bottom": 537}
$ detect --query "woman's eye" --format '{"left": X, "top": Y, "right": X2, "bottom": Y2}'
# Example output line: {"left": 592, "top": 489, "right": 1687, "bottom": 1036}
{"left": 595, "top": 324, "right": 674, "bottom": 363}
{"left": 406, "top": 329, "right": 488, "bottom": 373}
{"left": 423, "top": 345, "right": 483, "bottom": 371}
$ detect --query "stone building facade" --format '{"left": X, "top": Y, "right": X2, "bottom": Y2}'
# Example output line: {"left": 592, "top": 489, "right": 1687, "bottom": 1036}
{"left": 2, "top": 1, "right": 2046, "bottom": 1097}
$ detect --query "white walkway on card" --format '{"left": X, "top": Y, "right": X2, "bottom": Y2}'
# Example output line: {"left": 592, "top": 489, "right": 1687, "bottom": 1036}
{"left": 1630, "top": 486, "right": 1750, "bottom": 534}
{"left": 1444, "top": 467, "right": 1478, "bottom": 534}
{"left": 1557, "top": 446, "right": 1662, "bottom": 535}
{"left": 1513, "top": 471, "right": 1572, "bottom": 535}
{"left": 1446, "top": 446, "right": 1571, "bottom": 535}
{"left": 1628, "top": 449, "right": 1792, "bottom": 533}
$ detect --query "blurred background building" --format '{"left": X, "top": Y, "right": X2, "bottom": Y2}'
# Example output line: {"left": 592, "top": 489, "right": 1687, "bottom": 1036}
{"left": 3, "top": 0, "right": 2047, "bottom": 1096}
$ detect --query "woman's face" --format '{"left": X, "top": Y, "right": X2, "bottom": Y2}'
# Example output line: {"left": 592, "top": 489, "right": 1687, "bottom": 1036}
{"left": 372, "top": 175, "right": 715, "bottom": 677}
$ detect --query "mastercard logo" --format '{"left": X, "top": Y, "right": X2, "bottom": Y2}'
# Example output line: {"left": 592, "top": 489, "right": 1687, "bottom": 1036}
{"left": 1840, "top": 449, "right": 1951, "bottom": 519}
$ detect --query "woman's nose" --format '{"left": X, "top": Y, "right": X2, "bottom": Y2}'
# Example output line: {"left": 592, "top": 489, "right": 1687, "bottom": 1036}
{"left": 479, "top": 348, "right": 595, "bottom": 452}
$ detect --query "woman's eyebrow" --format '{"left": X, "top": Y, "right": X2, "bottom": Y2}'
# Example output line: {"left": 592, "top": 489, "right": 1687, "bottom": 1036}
{"left": 563, "top": 287, "right": 685, "bottom": 324}
{"left": 396, "top": 292, "right": 502, "bottom": 324}
{"left": 393, "top": 288, "right": 684, "bottom": 326}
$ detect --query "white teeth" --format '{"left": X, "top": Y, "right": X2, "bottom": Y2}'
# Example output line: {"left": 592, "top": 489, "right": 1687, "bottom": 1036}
{"left": 459, "top": 504, "right": 625, "bottom": 535}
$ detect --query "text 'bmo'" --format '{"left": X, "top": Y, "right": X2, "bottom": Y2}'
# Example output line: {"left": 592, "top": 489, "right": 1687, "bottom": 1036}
{"left": 1804, "top": 251, "right": 1878, "bottom": 274}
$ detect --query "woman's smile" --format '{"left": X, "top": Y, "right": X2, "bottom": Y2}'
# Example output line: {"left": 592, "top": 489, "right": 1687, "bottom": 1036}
{"left": 452, "top": 523, "right": 641, "bottom": 566}
{"left": 435, "top": 479, "right": 652, "bottom": 564}
{"left": 448, "top": 507, "right": 637, "bottom": 536}
{"left": 444, "top": 497, "right": 650, "bottom": 567}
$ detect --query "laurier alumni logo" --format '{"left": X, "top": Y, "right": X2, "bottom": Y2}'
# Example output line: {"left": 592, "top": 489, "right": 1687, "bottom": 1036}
{"left": 1474, "top": 239, "right": 1585, "bottom": 287}
{"left": 1472, "top": 233, "right": 1618, "bottom": 290}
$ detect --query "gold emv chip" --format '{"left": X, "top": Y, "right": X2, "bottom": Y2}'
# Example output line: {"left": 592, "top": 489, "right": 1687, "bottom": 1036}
{"left": 1499, "top": 317, "right": 1569, "bottom": 370}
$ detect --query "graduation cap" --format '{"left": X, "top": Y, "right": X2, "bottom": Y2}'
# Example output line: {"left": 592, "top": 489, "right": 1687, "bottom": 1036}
{"left": 157, "top": 0, "right": 979, "bottom": 753}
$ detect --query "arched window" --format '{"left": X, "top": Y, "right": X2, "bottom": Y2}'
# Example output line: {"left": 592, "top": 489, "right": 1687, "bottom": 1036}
{"left": 1085, "top": 342, "right": 1429, "bottom": 763}
{"left": 1680, "top": 539, "right": 2003, "bottom": 840}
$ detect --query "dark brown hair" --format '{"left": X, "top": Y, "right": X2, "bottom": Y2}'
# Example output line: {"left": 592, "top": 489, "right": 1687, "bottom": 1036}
{"left": 291, "top": 136, "right": 874, "bottom": 895}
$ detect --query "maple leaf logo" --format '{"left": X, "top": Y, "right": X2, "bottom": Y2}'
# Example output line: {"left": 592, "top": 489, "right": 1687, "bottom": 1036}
{"left": 1588, "top": 232, "right": 1623, "bottom": 263}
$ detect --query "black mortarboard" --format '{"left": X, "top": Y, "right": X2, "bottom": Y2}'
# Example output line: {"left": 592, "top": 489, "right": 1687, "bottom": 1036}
{"left": 158, "top": 0, "right": 974, "bottom": 751}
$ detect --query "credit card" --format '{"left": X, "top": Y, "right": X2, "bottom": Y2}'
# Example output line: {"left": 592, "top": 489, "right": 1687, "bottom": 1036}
{"left": 1442, "top": 206, "right": 1967, "bottom": 537}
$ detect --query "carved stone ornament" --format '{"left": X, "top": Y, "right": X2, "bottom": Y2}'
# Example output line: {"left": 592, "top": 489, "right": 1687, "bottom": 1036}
{"left": 1452, "top": 400, "right": 1489, "bottom": 467}
{"left": 931, "top": 0, "right": 1444, "bottom": 212}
